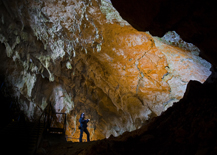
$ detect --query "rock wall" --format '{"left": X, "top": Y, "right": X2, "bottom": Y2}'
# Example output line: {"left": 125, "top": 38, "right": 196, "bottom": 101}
{"left": 0, "top": 0, "right": 211, "bottom": 141}
{"left": 111, "top": 0, "right": 217, "bottom": 67}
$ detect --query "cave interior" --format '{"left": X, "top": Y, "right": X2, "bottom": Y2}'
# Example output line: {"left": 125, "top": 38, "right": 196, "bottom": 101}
{"left": 1, "top": 0, "right": 217, "bottom": 154}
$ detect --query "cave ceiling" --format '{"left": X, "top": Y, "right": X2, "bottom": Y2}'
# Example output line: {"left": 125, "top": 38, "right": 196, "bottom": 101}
{"left": 111, "top": 0, "right": 217, "bottom": 67}
{"left": 0, "top": 0, "right": 212, "bottom": 141}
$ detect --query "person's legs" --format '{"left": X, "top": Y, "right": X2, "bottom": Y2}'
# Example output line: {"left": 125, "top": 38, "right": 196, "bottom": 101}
{"left": 84, "top": 128, "right": 90, "bottom": 142}
{"left": 79, "top": 129, "right": 83, "bottom": 142}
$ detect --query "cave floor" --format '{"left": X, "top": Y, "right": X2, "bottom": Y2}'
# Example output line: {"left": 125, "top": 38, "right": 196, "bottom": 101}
{"left": 39, "top": 140, "right": 97, "bottom": 155}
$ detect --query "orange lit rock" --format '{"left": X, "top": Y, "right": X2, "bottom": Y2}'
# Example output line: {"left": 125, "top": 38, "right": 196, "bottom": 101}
{"left": 0, "top": 0, "right": 211, "bottom": 141}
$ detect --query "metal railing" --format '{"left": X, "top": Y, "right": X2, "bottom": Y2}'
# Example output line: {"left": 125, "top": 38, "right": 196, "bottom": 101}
{"left": 51, "top": 113, "right": 67, "bottom": 134}
{"left": 34, "top": 102, "right": 52, "bottom": 149}
{"left": 35, "top": 102, "right": 67, "bottom": 150}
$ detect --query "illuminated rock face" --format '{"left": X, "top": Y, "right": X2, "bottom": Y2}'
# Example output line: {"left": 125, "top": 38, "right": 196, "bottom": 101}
{"left": 0, "top": 0, "right": 211, "bottom": 140}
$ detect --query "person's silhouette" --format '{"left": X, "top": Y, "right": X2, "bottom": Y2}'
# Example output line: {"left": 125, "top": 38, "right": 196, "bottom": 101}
{"left": 79, "top": 113, "right": 90, "bottom": 142}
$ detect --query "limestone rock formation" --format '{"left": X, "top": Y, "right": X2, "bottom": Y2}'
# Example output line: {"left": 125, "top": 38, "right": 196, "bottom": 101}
{"left": 44, "top": 79, "right": 217, "bottom": 155}
{"left": 0, "top": 0, "right": 211, "bottom": 141}
{"left": 111, "top": 0, "right": 217, "bottom": 67}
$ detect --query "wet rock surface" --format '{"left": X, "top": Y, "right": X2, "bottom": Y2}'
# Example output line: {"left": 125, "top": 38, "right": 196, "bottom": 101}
{"left": 0, "top": 0, "right": 211, "bottom": 141}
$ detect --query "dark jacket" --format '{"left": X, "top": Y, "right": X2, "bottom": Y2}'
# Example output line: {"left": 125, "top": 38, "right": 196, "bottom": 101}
{"left": 79, "top": 117, "right": 89, "bottom": 129}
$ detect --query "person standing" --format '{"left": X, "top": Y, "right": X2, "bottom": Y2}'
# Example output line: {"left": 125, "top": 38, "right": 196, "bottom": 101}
{"left": 79, "top": 113, "right": 90, "bottom": 142}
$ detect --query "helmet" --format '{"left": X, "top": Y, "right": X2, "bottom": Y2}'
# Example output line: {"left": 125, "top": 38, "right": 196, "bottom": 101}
{"left": 81, "top": 113, "right": 85, "bottom": 118}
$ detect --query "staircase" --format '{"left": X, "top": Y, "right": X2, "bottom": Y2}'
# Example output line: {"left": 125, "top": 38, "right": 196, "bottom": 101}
{"left": 0, "top": 121, "right": 44, "bottom": 155}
